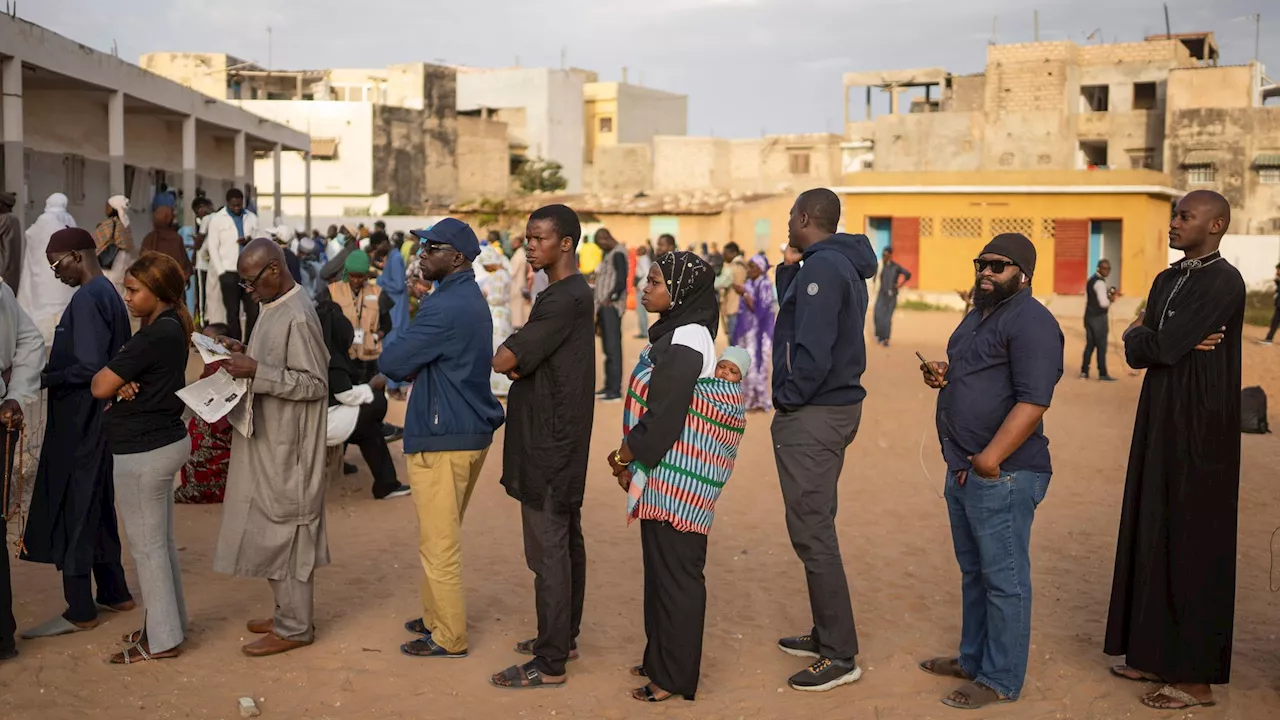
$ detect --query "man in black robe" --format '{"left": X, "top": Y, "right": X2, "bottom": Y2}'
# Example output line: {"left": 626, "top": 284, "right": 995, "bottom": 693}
{"left": 1104, "top": 190, "right": 1245, "bottom": 711}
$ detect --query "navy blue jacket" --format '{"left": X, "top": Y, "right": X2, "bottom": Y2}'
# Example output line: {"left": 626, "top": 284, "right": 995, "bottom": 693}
{"left": 772, "top": 233, "right": 878, "bottom": 411}
{"left": 378, "top": 270, "right": 505, "bottom": 452}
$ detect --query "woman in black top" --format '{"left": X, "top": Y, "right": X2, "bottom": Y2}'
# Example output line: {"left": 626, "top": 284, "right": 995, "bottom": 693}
{"left": 91, "top": 251, "right": 194, "bottom": 664}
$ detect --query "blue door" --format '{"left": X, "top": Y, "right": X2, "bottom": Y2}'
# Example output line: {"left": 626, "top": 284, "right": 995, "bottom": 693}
{"left": 868, "top": 217, "right": 892, "bottom": 257}
{"left": 1088, "top": 221, "right": 1103, "bottom": 274}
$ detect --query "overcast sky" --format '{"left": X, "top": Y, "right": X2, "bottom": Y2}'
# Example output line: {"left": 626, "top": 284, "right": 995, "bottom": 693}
{"left": 22, "top": 0, "right": 1279, "bottom": 137}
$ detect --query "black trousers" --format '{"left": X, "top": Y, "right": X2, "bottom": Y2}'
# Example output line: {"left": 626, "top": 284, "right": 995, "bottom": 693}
{"left": 1, "top": 427, "right": 15, "bottom": 652}
{"left": 62, "top": 564, "right": 131, "bottom": 624}
{"left": 1082, "top": 314, "right": 1109, "bottom": 377}
{"left": 521, "top": 495, "right": 586, "bottom": 676}
{"left": 218, "top": 271, "right": 260, "bottom": 342}
{"left": 597, "top": 307, "right": 623, "bottom": 397}
{"left": 772, "top": 403, "right": 863, "bottom": 662}
{"left": 641, "top": 520, "right": 707, "bottom": 698}
{"left": 1267, "top": 306, "right": 1280, "bottom": 342}
{"left": 345, "top": 393, "right": 400, "bottom": 499}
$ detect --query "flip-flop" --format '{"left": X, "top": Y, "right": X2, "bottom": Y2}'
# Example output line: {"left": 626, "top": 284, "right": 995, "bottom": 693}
{"left": 631, "top": 683, "right": 693, "bottom": 702}
{"left": 1140, "top": 685, "right": 1216, "bottom": 710}
{"left": 919, "top": 657, "right": 974, "bottom": 680}
{"left": 489, "top": 663, "right": 566, "bottom": 690}
{"left": 630, "top": 664, "right": 648, "bottom": 678}
{"left": 1109, "top": 664, "right": 1163, "bottom": 683}
{"left": 21, "top": 615, "right": 95, "bottom": 639}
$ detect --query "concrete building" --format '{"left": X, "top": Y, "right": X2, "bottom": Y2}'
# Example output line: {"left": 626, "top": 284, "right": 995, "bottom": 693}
{"left": 456, "top": 67, "right": 593, "bottom": 192}
{"left": 582, "top": 79, "right": 687, "bottom": 192}
{"left": 840, "top": 33, "right": 1280, "bottom": 233}
{"left": 141, "top": 53, "right": 510, "bottom": 216}
{"left": 2, "top": 19, "right": 308, "bottom": 233}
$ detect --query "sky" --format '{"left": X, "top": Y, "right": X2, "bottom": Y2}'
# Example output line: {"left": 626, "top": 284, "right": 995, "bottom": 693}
{"left": 22, "top": 0, "right": 1280, "bottom": 138}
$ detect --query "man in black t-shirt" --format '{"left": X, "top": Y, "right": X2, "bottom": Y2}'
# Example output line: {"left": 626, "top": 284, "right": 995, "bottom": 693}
{"left": 490, "top": 204, "right": 595, "bottom": 690}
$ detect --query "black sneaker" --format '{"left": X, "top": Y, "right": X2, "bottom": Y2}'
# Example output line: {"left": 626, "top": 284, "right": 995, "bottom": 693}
{"left": 594, "top": 389, "right": 609, "bottom": 397}
{"left": 380, "top": 485, "right": 412, "bottom": 500}
{"left": 1099, "top": 375, "right": 1118, "bottom": 383}
{"left": 1079, "top": 372, "right": 1089, "bottom": 380}
{"left": 0, "top": 647, "right": 16, "bottom": 661}
{"left": 788, "top": 657, "right": 862, "bottom": 692}
{"left": 777, "top": 634, "right": 820, "bottom": 659}
{"left": 343, "top": 462, "right": 358, "bottom": 475}
{"left": 383, "top": 423, "right": 404, "bottom": 443}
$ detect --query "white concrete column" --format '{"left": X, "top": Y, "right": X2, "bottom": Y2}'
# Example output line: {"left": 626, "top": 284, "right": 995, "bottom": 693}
{"left": 108, "top": 90, "right": 125, "bottom": 196}
{"left": 1, "top": 57, "right": 24, "bottom": 228}
{"left": 233, "top": 131, "right": 246, "bottom": 194}
{"left": 304, "top": 150, "right": 312, "bottom": 233}
{"left": 272, "top": 143, "right": 282, "bottom": 225}
{"left": 182, "top": 115, "right": 197, "bottom": 223}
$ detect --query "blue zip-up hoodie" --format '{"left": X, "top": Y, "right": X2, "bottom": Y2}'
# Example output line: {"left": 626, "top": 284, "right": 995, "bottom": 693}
{"left": 378, "top": 269, "right": 505, "bottom": 452}
{"left": 772, "top": 233, "right": 879, "bottom": 411}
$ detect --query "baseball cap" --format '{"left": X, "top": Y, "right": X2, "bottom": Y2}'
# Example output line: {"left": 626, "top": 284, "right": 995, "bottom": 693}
{"left": 411, "top": 218, "right": 480, "bottom": 261}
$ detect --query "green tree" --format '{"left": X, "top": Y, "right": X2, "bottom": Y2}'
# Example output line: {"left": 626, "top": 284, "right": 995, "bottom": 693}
{"left": 515, "top": 158, "right": 568, "bottom": 194}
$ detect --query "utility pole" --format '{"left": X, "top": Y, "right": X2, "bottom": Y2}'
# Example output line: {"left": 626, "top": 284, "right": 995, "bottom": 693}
{"left": 267, "top": 26, "right": 273, "bottom": 69}
{"left": 1254, "top": 13, "right": 1262, "bottom": 63}
{"left": 1033, "top": 11, "right": 1039, "bottom": 42}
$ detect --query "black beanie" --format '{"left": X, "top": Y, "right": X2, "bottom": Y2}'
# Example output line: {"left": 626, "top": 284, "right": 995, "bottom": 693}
{"left": 981, "top": 233, "right": 1037, "bottom": 278}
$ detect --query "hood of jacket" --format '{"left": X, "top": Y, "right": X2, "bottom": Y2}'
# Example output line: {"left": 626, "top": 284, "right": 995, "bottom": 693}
{"left": 805, "top": 233, "right": 878, "bottom": 280}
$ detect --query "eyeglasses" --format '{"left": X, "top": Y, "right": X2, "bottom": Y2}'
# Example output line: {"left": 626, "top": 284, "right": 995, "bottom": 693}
{"left": 49, "top": 252, "right": 75, "bottom": 272}
{"left": 238, "top": 261, "right": 276, "bottom": 291}
{"left": 973, "top": 258, "right": 1019, "bottom": 275}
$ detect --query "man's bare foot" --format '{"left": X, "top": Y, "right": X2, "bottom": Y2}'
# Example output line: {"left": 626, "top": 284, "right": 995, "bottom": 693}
{"left": 1141, "top": 683, "right": 1215, "bottom": 710}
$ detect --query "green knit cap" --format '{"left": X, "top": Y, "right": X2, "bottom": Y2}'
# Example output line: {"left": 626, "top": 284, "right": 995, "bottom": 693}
{"left": 344, "top": 250, "right": 371, "bottom": 275}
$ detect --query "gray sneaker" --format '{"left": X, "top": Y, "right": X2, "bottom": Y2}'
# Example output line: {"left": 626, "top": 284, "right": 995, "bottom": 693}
{"left": 788, "top": 656, "right": 863, "bottom": 692}
{"left": 777, "top": 633, "right": 820, "bottom": 659}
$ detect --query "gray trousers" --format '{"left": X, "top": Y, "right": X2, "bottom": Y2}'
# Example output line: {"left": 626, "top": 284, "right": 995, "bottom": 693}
{"left": 771, "top": 403, "right": 863, "bottom": 661}
{"left": 112, "top": 436, "right": 191, "bottom": 653}
{"left": 269, "top": 575, "right": 314, "bottom": 642}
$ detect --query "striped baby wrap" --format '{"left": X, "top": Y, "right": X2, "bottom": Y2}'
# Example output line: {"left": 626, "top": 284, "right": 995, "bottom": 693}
{"left": 623, "top": 346, "right": 747, "bottom": 535}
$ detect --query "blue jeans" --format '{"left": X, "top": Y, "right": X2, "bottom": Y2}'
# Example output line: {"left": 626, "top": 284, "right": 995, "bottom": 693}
{"left": 944, "top": 468, "right": 1050, "bottom": 700}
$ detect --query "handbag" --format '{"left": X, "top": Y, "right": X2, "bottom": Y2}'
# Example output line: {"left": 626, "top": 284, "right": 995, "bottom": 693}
{"left": 97, "top": 243, "right": 120, "bottom": 269}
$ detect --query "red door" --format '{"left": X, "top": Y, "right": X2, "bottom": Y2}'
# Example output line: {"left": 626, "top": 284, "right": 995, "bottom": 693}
{"left": 1053, "top": 219, "right": 1089, "bottom": 295}
{"left": 890, "top": 217, "right": 920, "bottom": 289}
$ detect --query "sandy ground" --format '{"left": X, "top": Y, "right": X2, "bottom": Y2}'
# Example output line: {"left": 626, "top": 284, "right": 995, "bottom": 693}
{"left": 1, "top": 309, "right": 1278, "bottom": 720}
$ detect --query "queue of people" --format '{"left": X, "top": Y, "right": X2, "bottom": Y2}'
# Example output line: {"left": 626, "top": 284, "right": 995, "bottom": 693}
{"left": 0, "top": 185, "right": 1246, "bottom": 714}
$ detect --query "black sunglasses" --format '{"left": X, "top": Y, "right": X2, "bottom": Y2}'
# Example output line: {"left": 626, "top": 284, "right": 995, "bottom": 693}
{"left": 239, "top": 260, "right": 277, "bottom": 291}
{"left": 973, "top": 258, "right": 1019, "bottom": 274}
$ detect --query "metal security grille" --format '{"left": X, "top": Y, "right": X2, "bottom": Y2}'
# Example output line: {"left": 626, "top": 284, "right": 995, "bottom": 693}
{"left": 1040, "top": 218, "right": 1056, "bottom": 241}
{"left": 941, "top": 217, "right": 983, "bottom": 238}
{"left": 990, "top": 218, "right": 1034, "bottom": 238}
{"left": 919, "top": 217, "right": 934, "bottom": 237}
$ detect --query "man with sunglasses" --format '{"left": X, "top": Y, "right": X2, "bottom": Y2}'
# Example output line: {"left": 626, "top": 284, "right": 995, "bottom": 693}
{"left": 917, "top": 232, "right": 1063, "bottom": 710}
{"left": 213, "top": 238, "right": 330, "bottom": 658}
{"left": 378, "top": 218, "right": 504, "bottom": 659}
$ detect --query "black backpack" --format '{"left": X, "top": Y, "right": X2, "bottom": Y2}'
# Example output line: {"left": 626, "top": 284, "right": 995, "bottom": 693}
{"left": 1242, "top": 386, "right": 1270, "bottom": 434}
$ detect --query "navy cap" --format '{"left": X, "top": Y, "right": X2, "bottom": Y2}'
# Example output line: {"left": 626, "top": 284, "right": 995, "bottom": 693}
{"left": 411, "top": 218, "right": 480, "bottom": 261}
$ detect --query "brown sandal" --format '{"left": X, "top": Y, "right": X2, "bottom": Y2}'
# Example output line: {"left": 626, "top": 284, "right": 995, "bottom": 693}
{"left": 919, "top": 656, "right": 973, "bottom": 680}
{"left": 109, "top": 642, "right": 181, "bottom": 665}
{"left": 1109, "top": 664, "right": 1164, "bottom": 683}
{"left": 513, "top": 638, "right": 579, "bottom": 661}
{"left": 630, "top": 664, "right": 648, "bottom": 678}
{"left": 941, "top": 681, "right": 1013, "bottom": 710}
{"left": 489, "top": 662, "right": 566, "bottom": 689}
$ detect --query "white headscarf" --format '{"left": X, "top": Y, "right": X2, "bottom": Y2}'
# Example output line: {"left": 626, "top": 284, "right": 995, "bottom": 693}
{"left": 18, "top": 193, "right": 79, "bottom": 343}
{"left": 107, "top": 195, "right": 130, "bottom": 227}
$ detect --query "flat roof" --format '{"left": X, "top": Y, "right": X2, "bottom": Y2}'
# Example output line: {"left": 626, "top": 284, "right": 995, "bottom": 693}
{"left": 843, "top": 67, "right": 949, "bottom": 88}
{"left": 2, "top": 17, "right": 309, "bottom": 150}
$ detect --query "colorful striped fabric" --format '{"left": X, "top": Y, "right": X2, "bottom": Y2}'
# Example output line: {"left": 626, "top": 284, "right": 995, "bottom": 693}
{"left": 623, "top": 347, "right": 747, "bottom": 535}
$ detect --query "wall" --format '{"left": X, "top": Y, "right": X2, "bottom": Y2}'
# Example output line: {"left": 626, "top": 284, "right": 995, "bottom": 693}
{"left": 139, "top": 52, "right": 235, "bottom": 98}
{"left": 372, "top": 106, "right": 427, "bottom": 212}
{"left": 652, "top": 137, "right": 731, "bottom": 192}
{"left": 1169, "top": 234, "right": 1280, "bottom": 290}
{"left": 457, "top": 115, "right": 511, "bottom": 201}
{"left": 837, "top": 190, "right": 1173, "bottom": 297}
{"left": 615, "top": 83, "right": 688, "bottom": 145}
{"left": 588, "top": 143, "right": 652, "bottom": 195}
{"left": 457, "top": 68, "right": 585, "bottom": 191}
{"left": 241, "top": 100, "right": 375, "bottom": 202}
{"left": 1165, "top": 65, "right": 1255, "bottom": 110}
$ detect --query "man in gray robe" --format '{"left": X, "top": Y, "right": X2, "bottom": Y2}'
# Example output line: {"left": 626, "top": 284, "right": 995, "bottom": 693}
{"left": 217, "top": 238, "right": 330, "bottom": 657}
{"left": 0, "top": 191, "right": 21, "bottom": 294}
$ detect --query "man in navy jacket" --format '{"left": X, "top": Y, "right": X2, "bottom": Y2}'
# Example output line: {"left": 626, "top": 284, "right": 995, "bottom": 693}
{"left": 379, "top": 218, "right": 505, "bottom": 659}
{"left": 771, "top": 188, "right": 878, "bottom": 693}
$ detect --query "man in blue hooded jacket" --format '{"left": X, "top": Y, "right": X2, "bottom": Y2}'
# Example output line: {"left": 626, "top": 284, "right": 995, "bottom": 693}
{"left": 771, "top": 188, "right": 878, "bottom": 693}
{"left": 379, "top": 217, "right": 505, "bottom": 659}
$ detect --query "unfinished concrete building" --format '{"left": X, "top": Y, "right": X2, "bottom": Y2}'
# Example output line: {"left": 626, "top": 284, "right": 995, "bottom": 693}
{"left": 141, "top": 53, "right": 511, "bottom": 215}
{"left": 841, "top": 33, "right": 1280, "bottom": 233}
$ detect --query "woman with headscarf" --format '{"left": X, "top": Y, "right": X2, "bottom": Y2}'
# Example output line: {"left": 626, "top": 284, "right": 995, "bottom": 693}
{"left": 18, "top": 193, "right": 79, "bottom": 342}
{"left": 730, "top": 253, "right": 778, "bottom": 412}
{"left": 477, "top": 243, "right": 514, "bottom": 397}
{"left": 606, "top": 251, "right": 747, "bottom": 703}
{"left": 95, "top": 195, "right": 135, "bottom": 298}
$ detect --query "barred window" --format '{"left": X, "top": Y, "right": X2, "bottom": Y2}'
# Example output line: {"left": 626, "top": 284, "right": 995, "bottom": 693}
{"left": 941, "top": 217, "right": 982, "bottom": 238}
{"left": 1040, "top": 218, "right": 1056, "bottom": 241}
{"left": 1186, "top": 163, "right": 1216, "bottom": 184}
{"left": 989, "top": 218, "right": 1034, "bottom": 237}
{"left": 919, "top": 217, "right": 934, "bottom": 237}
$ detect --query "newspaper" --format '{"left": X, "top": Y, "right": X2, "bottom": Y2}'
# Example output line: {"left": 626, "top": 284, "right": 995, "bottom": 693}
{"left": 191, "top": 332, "right": 232, "bottom": 365}
{"left": 175, "top": 368, "right": 252, "bottom": 435}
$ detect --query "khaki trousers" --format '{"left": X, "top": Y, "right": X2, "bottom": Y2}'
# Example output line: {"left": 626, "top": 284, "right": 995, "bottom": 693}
{"left": 406, "top": 448, "right": 489, "bottom": 653}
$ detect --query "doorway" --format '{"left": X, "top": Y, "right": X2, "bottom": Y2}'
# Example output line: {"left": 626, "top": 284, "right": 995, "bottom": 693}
{"left": 1088, "top": 220, "right": 1123, "bottom": 291}
{"left": 867, "top": 217, "right": 892, "bottom": 257}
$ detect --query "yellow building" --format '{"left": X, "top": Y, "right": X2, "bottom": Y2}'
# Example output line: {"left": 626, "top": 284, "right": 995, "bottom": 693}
{"left": 832, "top": 170, "right": 1181, "bottom": 298}
{"left": 583, "top": 81, "right": 688, "bottom": 164}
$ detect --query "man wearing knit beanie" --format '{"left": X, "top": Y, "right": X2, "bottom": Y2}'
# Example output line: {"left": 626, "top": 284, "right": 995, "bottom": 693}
{"left": 916, "top": 232, "right": 1064, "bottom": 710}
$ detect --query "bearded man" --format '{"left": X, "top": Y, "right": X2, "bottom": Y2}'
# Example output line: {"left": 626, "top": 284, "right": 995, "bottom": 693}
{"left": 915, "top": 233, "right": 1064, "bottom": 710}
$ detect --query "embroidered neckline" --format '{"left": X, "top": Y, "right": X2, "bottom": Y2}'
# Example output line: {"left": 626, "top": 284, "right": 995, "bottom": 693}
{"left": 1171, "top": 251, "right": 1223, "bottom": 271}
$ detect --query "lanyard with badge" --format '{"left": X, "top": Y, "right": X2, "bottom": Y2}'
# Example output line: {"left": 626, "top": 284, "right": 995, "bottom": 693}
{"left": 351, "top": 282, "right": 369, "bottom": 345}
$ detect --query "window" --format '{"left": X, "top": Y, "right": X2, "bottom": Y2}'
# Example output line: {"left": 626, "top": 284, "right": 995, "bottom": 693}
{"left": 1079, "top": 140, "right": 1108, "bottom": 169}
{"left": 788, "top": 150, "right": 811, "bottom": 175}
{"left": 1260, "top": 167, "right": 1280, "bottom": 184}
{"left": 598, "top": 116, "right": 613, "bottom": 133}
{"left": 310, "top": 138, "right": 339, "bottom": 160}
{"left": 63, "top": 154, "right": 86, "bottom": 202}
{"left": 1133, "top": 82, "right": 1157, "bottom": 110}
{"left": 1186, "top": 163, "right": 1216, "bottom": 184}
{"left": 1081, "top": 85, "right": 1109, "bottom": 112}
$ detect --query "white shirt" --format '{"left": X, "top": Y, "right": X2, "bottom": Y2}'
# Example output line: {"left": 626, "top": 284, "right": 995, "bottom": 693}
{"left": 205, "top": 207, "right": 259, "bottom": 278}
{"left": 1092, "top": 277, "right": 1111, "bottom": 310}
{"left": 671, "top": 324, "right": 716, "bottom": 379}
{"left": 326, "top": 383, "right": 374, "bottom": 446}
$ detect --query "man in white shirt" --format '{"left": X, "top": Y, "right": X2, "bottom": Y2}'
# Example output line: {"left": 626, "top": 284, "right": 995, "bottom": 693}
{"left": 1081, "top": 259, "right": 1117, "bottom": 382}
{"left": 205, "top": 188, "right": 259, "bottom": 340}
